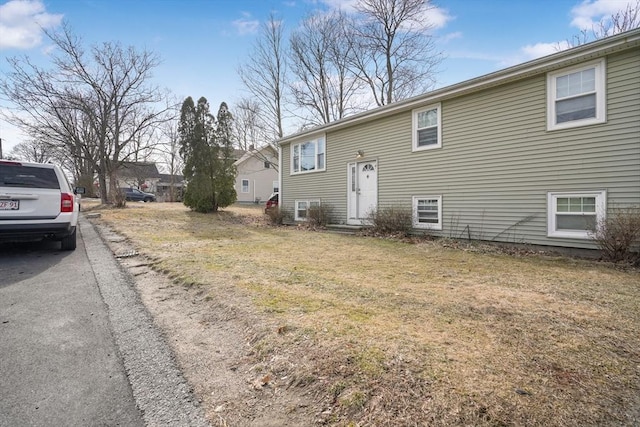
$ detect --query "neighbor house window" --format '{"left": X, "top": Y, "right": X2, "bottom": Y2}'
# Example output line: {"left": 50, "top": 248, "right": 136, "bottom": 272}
{"left": 547, "top": 190, "right": 606, "bottom": 238}
{"left": 295, "top": 200, "right": 320, "bottom": 221}
{"left": 412, "top": 196, "right": 442, "bottom": 230}
{"left": 547, "top": 59, "right": 606, "bottom": 131}
{"left": 292, "top": 136, "right": 326, "bottom": 174}
{"left": 273, "top": 181, "right": 279, "bottom": 194}
{"left": 264, "top": 161, "right": 271, "bottom": 169}
{"left": 412, "top": 103, "right": 442, "bottom": 151}
{"left": 241, "top": 179, "right": 249, "bottom": 193}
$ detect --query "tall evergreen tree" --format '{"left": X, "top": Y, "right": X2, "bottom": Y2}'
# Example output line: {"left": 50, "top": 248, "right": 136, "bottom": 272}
{"left": 178, "top": 97, "right": 236, "bottom": 212}
{"left": 214, "top": 102, "right": 238, "bottom": 208}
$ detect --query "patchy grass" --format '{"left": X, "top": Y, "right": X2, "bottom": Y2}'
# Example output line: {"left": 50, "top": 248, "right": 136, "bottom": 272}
{"left": 84, "top": 200, "right": 640, "bottom": 426}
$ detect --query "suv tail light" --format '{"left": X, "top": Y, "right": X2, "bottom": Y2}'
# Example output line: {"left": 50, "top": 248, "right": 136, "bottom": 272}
{"left": 61, "top": 193, "right": 74, "bottom": 212}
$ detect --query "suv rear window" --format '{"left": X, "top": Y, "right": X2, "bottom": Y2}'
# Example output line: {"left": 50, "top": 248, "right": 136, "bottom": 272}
{"left": 0, "top": 165, "right": 61, "bottom": 189}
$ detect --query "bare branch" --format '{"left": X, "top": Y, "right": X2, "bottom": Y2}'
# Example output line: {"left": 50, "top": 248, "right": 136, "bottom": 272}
{"left": 238, "top": 14, "right": 287, "bottom": 140}
{"left": 288, "top": 10, "right": 367, "bottom": 125}
{"left": 349, "top": 0, "right": 442, "bottom": 106}
{"left": 0, "top": 22, "right": 171, "bottom": 203}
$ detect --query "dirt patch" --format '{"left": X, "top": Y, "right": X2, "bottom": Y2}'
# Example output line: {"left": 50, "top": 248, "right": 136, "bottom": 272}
{"left": 93, "top": 222, "right": 322, "bottom": 427}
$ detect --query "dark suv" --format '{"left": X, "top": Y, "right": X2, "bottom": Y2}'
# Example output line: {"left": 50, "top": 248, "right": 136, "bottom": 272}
{"left": 0, "top": 160, "right": 84, "bottom": 250}
{"left": 120, "top": 187, "right": 156, "bottom": 202}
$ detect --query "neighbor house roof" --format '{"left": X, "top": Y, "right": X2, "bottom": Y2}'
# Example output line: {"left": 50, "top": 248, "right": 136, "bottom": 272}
{"left": 234, "top": 145, "right": 277, "bottom": 166}
{"left": 158, "top": 173, "right": 184, "bottom": 183}
{"left": 232, "top": 149, "right": 246, "bottom": 160}
{"left": 279, "top": 28, "right": 640, "bottom": 145}
{"left": 119, "top": 161, "right": 161, "bottom": 179}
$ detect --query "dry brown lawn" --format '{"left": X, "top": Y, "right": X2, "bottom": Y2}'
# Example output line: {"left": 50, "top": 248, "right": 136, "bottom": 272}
{"left": 84, "top": 200, "right": 640, "bottom": 426}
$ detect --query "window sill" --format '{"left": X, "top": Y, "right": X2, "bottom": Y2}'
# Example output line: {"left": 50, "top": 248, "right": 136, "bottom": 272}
{"left": 547, "top": 231, "right": 592, "bottom": 239}
{"left": 291, "top": 169, "right": 326, "bottom": 176}
{"left": 412, "top": 145, "right": 442, "bottom": 152}
{"left": 547, "top": 117, "right": 606, "bottom": 132}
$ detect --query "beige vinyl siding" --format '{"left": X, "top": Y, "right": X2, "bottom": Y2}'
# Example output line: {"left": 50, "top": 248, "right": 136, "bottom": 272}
{"left": 280, "top": 48, "right": 640, "bottom": 249}
{"left": 235, "top": 154, "right": 278, "bottom": 204}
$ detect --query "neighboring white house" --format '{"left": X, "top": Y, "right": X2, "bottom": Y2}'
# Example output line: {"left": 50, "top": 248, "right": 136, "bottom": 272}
{"left": 234, "top": 145, "right": 279, "bottom": 204}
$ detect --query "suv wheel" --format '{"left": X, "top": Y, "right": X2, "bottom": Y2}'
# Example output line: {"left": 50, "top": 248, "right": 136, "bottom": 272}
{"left": 60, "top": 228, "right": 77, "bottom": 251}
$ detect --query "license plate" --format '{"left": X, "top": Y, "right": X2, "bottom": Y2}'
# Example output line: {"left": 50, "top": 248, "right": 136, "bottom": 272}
{"left": 0, "top": 200, "right": 19, "bottom": 210}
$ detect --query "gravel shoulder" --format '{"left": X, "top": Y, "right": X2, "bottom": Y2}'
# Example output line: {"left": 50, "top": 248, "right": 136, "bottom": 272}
{"left": 82, "top": 217, "right": 210, "bottom": 426}
{"left": 87, "top": 216, "right": 319, "bottom": 427}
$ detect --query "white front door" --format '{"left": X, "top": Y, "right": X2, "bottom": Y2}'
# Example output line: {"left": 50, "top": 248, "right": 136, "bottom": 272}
{"left": 348, "top": 161, "right": 378, "bottom": 224}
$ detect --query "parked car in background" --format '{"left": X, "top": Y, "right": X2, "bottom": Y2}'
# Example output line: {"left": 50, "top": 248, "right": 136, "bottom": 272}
{"left": 264, "top": 192, "right": 278, "bottom": 212}
{"left": 120, "top": 187, "right": 156, "bottom": 202}
{"left": 0, "top": 160, "right": 85, "bottom": 250}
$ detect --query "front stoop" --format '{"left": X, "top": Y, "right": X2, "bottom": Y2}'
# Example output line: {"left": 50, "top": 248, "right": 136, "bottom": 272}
{"left": 325, "top": 224, "right": 365, "bottom": 234}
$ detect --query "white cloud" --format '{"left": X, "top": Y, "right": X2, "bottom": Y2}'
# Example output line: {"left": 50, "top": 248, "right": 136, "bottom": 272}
{"left": 0, "top": 0, "right": 63, "bottom": 50}
{"left": 505, "top": 0, "right": 633, "bottom": 67}
{"left": 426, "top": 6, "right": 453, "bottom": 30}
{"left": 439, "top": 31, "right": 462, "bottom": 43}
{"left": 570, "top": 0, "right": 634, "bottom": 30}
{"left": 319, "top": 0, "right": 452, "bottom": 30}
{"left": 320, "top": 0, "right": 359, "bottom": 13}
{"left": 493, "top": 40, "right": 573, "bottom": 68}
{"left": 521, "top": 42, "right": 562, "bottom": 59}
{"left": 232, "top": 12, "right": 260, "bottom": 35}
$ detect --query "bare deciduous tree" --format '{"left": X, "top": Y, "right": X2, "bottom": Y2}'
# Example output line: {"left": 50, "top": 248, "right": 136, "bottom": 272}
{"left": 351, "top": 0, "right": 442, "bottom": 106}
{"left": 561, "top": 0, "right": 640, "bottom": 49}
{"left": 157, "top": 114, "right": 184, "bottom": 202}
{"left": 233, "top": 97, "right": 269, "bottom": 151}
{"left": 238, "top": 14, "right": 287, "bottom": 140}
{"left": 9, "top": 139, "right": 51, "bottom": 163}
{"left": 232, "top": 98, "right": 279, "bottom": 172}
{"left": 0, "top": 23, "right": 171, "bottom": 203}
{"left": 288, "top": 10, "right": 365, "bottom": 125}
{"left": 594, "top": 0, "right": 640, "bottom": 38}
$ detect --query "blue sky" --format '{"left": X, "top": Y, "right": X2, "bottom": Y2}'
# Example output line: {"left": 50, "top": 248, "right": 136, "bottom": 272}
{"left": 0, "top": 0, "right": 635, "bottom": 153}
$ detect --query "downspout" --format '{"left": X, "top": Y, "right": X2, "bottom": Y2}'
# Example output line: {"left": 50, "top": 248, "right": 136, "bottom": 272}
{"left": 278, "top": 145, "right": 282, "bottom": 209}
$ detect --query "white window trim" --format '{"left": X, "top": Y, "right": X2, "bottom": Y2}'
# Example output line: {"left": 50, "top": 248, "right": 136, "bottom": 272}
{"left": 294, "top": 199, "right": 321, "bottom": 221}
{"left": 412, "top": 195, "right": 442, "bottom": 230}
{"left": 241, "top": 179, "right": 250, "bottom": 193}
{"left": 547, "top": 59, "right": 606, "bottom": 131}
{"left": 547, "top": 190, "right": 606, "bottom": 239}
{"left": 412, "top": 103, "right": 442, "bottom": 152}
{"left": 290, "top": 134, "right": 326, "bottom": 175}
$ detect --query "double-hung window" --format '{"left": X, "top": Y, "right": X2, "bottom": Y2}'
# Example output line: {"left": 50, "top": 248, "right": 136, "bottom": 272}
{"left": 295, "top": 200, "right": 320, "bottom": 221}
{"left": 412, "top": 196, "right": 442, "bottom": 230}
{"left": 412, "top": 103, "right": 442, "bottom": 151}
{"left": 241, "top": 179, "right": 249, "bottom": 193}
{"left": 292, "top": 136, "right": 326, "bottom": 174}
{"left": 547, "top": 59, "right": 606, "bottom": 130}
{"left": 547, "top": 191, "right": 606, "bottom": 238}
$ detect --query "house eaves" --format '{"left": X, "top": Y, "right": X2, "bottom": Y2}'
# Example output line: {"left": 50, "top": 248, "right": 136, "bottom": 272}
{"left": 278, "top": 28, "right": 640, "bottom": 146}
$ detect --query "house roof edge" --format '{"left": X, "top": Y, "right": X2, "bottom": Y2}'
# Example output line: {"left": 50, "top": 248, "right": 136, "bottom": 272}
{"left": 278, "top": 28, "right": 640, "bottom": 146}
